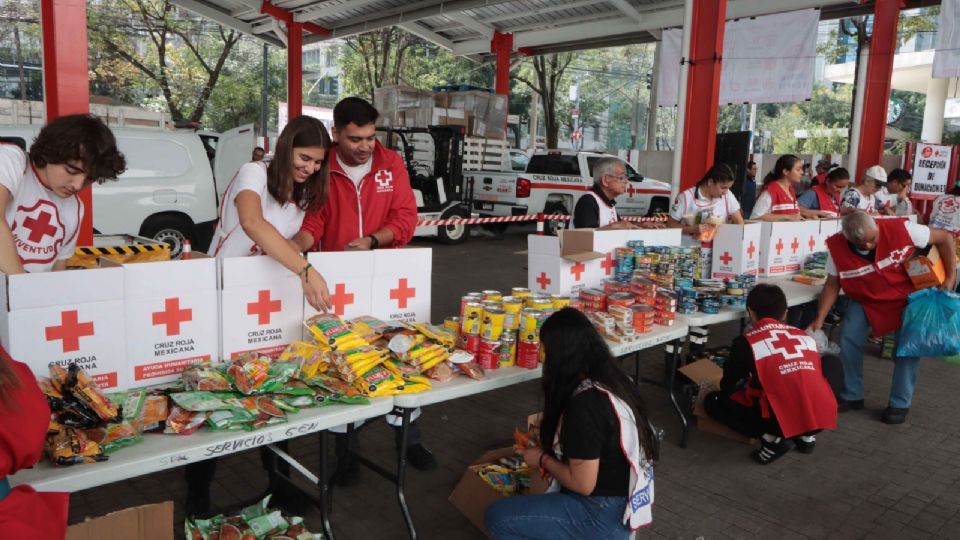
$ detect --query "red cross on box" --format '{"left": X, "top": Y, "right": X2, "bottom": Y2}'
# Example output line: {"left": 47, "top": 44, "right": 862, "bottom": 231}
{"left": 790, "top": 237, "right": 800, "bottom": 254}
{"left": 769, "top": 331, "right": 804, "bottom": 356}
{"left": 152, "top": 297, "right": 192, "bottom": 336}
{"left": 601, "top": 253, "right": 616, "bottom": 275}
{"left": 45, "top": 310, "right": 95, "bottom": 353}
{"left": 23, "top": 210, "right": 58, "bottom": 242}
{"left": 808, "top": 235, "right": 816, "bottom": 252}
{"left": 390, "top": 278, "right": 417, "bottom": 309}
{"left": 719, "top": 251, "right": 733, "bottom": 265}
{"left": 536, "top": 272, "right": 552, "bottom": 290}
{"left": 747, "top": 241, "right": 756, "bottom": 259}
{"left": 330, "top": 283, "right": 355, "bottom": 316}
{"left": 247, "top": 290, "right": 281, "bottom": 325}
{"left": 570, "top": 262, "right": 586, "bottom": 281}
{"left": 775, "top": 238, "right": 784, "bottom": 255}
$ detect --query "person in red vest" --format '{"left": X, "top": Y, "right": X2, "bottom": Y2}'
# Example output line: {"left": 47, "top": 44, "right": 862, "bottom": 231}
{"left": 798, "top": 167, "right": 850, "bottom": 217}
{"left": 749, "top": 155, "right": 833, "bottom": 221}
{"left": 0, "top": 345, "right": 69, "bottom": 537}
{"left": 292, "top": 97, "right": 433, "bottom": 485}
{"left": 808, "top": 212, "right": 957, "bottom": 424}
{"left": 704, "top": 284, "right": 842, "bottom": 464}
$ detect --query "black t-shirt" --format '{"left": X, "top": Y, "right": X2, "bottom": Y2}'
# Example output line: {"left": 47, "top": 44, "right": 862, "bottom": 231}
{"left": 559, "top": 388, "right": 630, "bottom": 497}
{"left": 572, "top": 186, "right": 616, "bottom": 229}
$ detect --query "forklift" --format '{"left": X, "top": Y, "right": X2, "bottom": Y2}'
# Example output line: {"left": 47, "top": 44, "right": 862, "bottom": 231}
{"left": 378, "top": 125, "right": 474, "bottom": 244}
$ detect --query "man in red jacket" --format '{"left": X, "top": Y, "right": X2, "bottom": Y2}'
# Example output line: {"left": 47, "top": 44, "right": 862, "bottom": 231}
{"left": 293, "top": 97, "right": 433, "bottom": 485}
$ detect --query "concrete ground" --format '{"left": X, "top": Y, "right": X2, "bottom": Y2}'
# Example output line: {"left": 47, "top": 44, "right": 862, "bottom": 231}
{"left": 68, "top": 226, "right": 960, "bottom": 539}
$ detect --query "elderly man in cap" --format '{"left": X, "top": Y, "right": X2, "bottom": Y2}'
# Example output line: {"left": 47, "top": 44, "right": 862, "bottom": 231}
{"left": 840, "top": 165, "right": 887, "bottom": 215}
{"left": 809, "top": 212, "right": 956, "bottom": 424}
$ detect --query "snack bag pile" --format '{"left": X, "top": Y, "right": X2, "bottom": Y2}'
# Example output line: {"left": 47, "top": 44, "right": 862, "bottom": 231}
{"left": 185, "top": 495, "right": 322, "bottom": 540}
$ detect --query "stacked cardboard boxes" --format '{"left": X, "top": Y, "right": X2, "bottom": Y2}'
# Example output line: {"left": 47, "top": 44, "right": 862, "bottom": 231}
{"left": 375, "top": 85, "right": 508, "bottom": 139}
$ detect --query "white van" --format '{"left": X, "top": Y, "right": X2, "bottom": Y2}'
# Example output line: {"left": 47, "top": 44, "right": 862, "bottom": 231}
{"left": 0, "top": 124, "right": 254, "bottom": 256}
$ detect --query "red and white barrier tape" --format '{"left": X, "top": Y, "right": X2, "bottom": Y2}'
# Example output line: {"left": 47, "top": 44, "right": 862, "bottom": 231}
{"left": 416, "top": 213, "right": 668, "bottom": 227}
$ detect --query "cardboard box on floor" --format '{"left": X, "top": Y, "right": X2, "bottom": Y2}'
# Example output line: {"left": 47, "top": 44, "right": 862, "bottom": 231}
{"left": 449, "top": 447, "right": 549, "bottom": 536}
{"left": 678, "top": 359, "right": 757, "bottom": 445}
{"left": 67, "top": 501, "right": 173, "bottom": 540}
{"left": 527, "top": 228, "right": 682, "bottom": 296}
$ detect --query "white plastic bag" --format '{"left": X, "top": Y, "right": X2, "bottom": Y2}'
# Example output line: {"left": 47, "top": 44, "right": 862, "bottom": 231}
{"left": 807, "top": 329, "right": 840, "bottom": 355}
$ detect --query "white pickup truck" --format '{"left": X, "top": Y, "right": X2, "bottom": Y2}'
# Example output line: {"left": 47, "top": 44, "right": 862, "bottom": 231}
{"left": 468, "top": 150, "right": 672, "bottom": 234}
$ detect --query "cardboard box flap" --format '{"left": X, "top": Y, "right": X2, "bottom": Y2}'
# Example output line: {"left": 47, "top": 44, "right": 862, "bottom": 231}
{"left": 374, "top": 248, "right": 433, "bottom": 274}
{"left": 220, "top": 256, "right": 301, "bottom": 289}
{"left": 557, "top": 229, "right": 603, "bottom": 262}
{"left": 67, "top": 501, "right": 173, "bottom": 540}
{"left": 527, "top": 234, "right": 560, "bottom": 256}
{"left": 678, "top": 359, "right": 723, "bottom": 386}
{"left": 6, "top": 266, "right": 124, "bottom": 310}
{"left": 308, "top": 250, "right": 375, "bottom": 277}
{"left": 122, "top": 255, "right": 217, "bottom": 297}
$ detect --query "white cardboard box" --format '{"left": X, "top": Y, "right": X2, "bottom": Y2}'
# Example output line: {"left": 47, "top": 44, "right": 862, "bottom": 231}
{"left": 815, "top": 219, "right": 841, "bottom": 254}
{"left": 220, "top": 256, "right": 304, "bottom": 360}
{"left": 119, "top": 256, "right": 219, "bottom": 388}
{"left": 796, "top": 220, "right": 823, "bottom": 261}
{"left": 305, "top": 248, "right": 432, "bottom": 324}
{"left": 757, "top": 222, "right": 805, "bottom": 277}
{"left": 0, "top": 267, "right": 126, "bottom": 389}
{"left": 527, "top": 229, "right": 682, "bottom": 295}
{"left": 711, "top": 223, "right": 762, "bottom": 279}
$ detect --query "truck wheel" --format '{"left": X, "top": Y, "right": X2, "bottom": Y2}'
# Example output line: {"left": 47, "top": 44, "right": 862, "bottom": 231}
{"left": 647, "top": 197, "right": 669, "bottom": 217}
{"left": 437, "top": 206, "right": 470, "bottom": 245}
{"left": 140, "top": 215, "right": 196, "bottom": 258}
{"left": 543, "top": 202, "right": 568, "bottom": 236}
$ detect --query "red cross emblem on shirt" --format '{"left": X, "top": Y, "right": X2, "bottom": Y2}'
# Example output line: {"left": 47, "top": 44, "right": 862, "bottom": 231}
{"left": 374, "top": 170, "right": 394, "bottom": 191}
{"left": 790, "top": 237, "right": 800, "bottom": 254}
{"left": 775, "top": 238, "right": 785, "bottom": 255}
{"left": 747, "top": 241, "right": 756, "bottom": 259}
{"left": 330, "top": 283, "right": 355, "bottom": 316}
{"left": 808, "top": 236, "right": 816, "bottom": 252}
{"left": 536, "top": 272, "right": 552, "bottom": 290}
{"left": 23, "top": 210, "right": 58, "bottom": 242}
{"left": 766, "top": 330, "right": 806, "bottom": 358}
{"left": 601, "top": 253, "right": 616, "bottom": 276}
{"left": 45, "top": 310, "right": 95, "bottom": 353}
{"left": 570, "top": 262, "right": 586, "bottom": 281}
{"left": 719, "top": 251, "right": 733, "bottom": 265}
{"left": 390, "top": 278, "right": 416, "bottom": 309}
{"left": 247, "top": 290, "right": 281, "bottom": 325}
{"left": 152, "top": 297, "right": 193, "bottom": 336}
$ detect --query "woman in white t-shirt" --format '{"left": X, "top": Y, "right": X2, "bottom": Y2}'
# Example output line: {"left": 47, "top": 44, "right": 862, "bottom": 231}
{"left": 668, "top": 163, "right": 744, "bottom": 245}
{"left": 210, "top": 115, "right": 333, "bottom": 312}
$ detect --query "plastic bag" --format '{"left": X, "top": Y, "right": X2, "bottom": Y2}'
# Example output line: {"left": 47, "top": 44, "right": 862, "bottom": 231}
{"left": 806, "top": 329, "right": 841, "bottom": 355}
{"left": 896, "top": 288, "right": 960, "bottom": 357}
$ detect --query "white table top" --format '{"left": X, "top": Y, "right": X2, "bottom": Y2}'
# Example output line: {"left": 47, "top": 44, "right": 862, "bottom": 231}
{"left": 678, "top": 277, "right": 822, "bottom": 328}
{"left": 11, "top": 398, "right": 395, "bottom": 493}
{"left": 607, "top": 323, "right": 690, "bottom": 357}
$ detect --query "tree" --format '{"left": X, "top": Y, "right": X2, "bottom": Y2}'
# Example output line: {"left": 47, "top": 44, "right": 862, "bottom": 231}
{"left": 0, "top": 0, "right": 42, "bottom": 100}
{"left": 203, "top": 43, "right": 287, "bottom": 133}
{"left": 515, "top": 54, "right": 574, "bottom": 149}
{"left": 88, "top": 0, "right": 240, "bottom": 123}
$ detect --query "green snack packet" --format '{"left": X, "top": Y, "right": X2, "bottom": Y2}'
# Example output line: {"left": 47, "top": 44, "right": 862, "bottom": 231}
{"left": 207, "top": 407, "right": 256, "bottom": 430}
{"left": 247, "top": 510, "right": 289, "bottom": 538}
{"left": 171, "top": 391, "right": 231, "bottom": 412}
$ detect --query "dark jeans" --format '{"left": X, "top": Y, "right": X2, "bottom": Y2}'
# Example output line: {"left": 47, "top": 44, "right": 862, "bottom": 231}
{"left": 703, "top": 354, "right": 844, "bottom": 438}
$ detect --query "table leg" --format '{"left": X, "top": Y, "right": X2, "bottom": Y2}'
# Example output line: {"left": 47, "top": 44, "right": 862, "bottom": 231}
{"left": 688, "top": 326, "right": 709, "bottom": 360}
{"left": 633, "top": 351, "right": 641, "bottom": 384}
{"left": 395, "top": 408, "right": 417, "bottom": 539}
{"left": 318, "top": 431, "right": 334, "bottom": 540}
{"left": 665, "top": 340, "right": 690, "bottom": 448}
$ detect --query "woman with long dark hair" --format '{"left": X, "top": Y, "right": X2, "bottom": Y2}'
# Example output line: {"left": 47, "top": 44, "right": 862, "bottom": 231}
{"left": 484, "top": 308, "right": 657, "bottom": 539}
{"left": 210, "top": 115, "right": 333, "bottom": 312}
{"left": 751, "top": 155, "right": 830, "bottom": 221}
{"left": 0, "top": 345, "right": 69, "bottom": 537}
{"left": 667, "top": 162, "right": 744, "bottom": 246}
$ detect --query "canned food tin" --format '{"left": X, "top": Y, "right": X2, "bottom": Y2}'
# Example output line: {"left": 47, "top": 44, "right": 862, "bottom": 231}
{"left": 443, "top": 316, "right": 461, "bottom": 334}
{"left": 550, "top": 294, "right": 571, "bottom": 310}
{"left": 481, "top": 307, "right": 506, "bottom": 341}
{"left": 501, "top": 297, "right": 524, "bottom": 330}
{"left": 520, "top": 308, "right": 543, "bottom": 337}
{"left": 460, "top": 333, "right": 481, "bottom": 355}
{"left": 482, "top": 290, "right": 502, "bottom": 302}
{"left": 608, "top": 292, "right": 635, "bottom": 308}
{"left": 477, "top": 338, "right": 501, "bottom": 370}
{"left": 511, "top": 287, "right": 532, "bottom": 299}
{"left": 528, "top": 294, "right": 553, "bottom": 311}
{"left": 517, "top": 339, "right": 540, "bottom": 369}
{"left": 498, "top": 333, "right": 517, "bottom": 367}
{"left": 461, "top": 302, "right": 484, "bottom": 335}
{"left": 460, "top": 293, "right": 483, "bottom": 318}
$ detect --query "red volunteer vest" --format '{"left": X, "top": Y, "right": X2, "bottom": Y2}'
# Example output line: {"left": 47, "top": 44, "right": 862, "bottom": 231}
{"left": 768, "top": 182, "right": 800, "bottom": 215}
{"left": 811, "top": 184, "right": 840, "bottom": 215}
{"left": 825, "top": 219, "right": 916, "bottom": 336}
{"left": 732, "top": 319, "right": 837, "bottom": 439}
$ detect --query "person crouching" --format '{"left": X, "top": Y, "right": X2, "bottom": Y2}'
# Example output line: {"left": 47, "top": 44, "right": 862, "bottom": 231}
{"left": 704, "top": 284, "right": 842, "bottom": 464}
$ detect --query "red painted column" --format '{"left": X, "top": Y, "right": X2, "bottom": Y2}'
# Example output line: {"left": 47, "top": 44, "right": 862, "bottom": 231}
{"left": 678, "top": 0, "right": 727, "bottom": 192}
{"left": 491, "top": 31, "right": 513, "bottom": 96}
{"left": 855, "top": 0, "right": 901, "bottom": 182}
{"left": 40, "top": 0, "right": 92, "bottom": 244}
{"left": 287, "top": 22, "right": 303, "bottom": 120}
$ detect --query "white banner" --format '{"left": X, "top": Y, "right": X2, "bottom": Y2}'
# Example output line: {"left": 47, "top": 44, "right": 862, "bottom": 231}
{"left": 933, "top": 0, "right": 960, "bottom": 78}
{"left": 912, "top": 143, "right": 954, "bottom": 200}
{"left": 658, "top": 9, "right": 819, "bottom": 107}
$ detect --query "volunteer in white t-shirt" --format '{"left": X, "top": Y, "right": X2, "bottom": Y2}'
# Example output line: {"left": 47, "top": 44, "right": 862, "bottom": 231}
{"left": 840, "top": 165, "right": 885, "bottom": 215}
{"left": 0, "top": 114, "right": 126, "bottom": 274}
{"left": 667, "top": 162, "right": 744, "bottom": 245}
{"left": 879, "top": 168, "right": 914, "bottom": 217}
{"left": 210, "top": 115, "right": 333, "bottom": 312}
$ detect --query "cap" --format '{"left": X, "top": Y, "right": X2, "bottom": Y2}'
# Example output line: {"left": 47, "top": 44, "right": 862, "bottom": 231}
{"left": 863, "top": 165, "right": 887, "bottom": 183}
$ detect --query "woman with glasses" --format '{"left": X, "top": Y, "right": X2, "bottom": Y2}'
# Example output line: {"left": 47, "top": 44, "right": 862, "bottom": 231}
{"left": 667, "top": 163, "right": 744, "bottom": 246}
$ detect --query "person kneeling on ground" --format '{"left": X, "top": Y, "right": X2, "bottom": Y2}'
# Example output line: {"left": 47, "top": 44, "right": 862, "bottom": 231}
{"left": 484, "top": 308, "right": 657, "bottom": 540}
{"left": 705, "top": 284, "right": 842, "bottom": 465}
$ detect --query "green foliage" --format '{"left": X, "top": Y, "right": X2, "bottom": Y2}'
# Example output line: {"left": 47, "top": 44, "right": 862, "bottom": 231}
{"left": 202, "top": 43, "right": 286, "bottom": 133}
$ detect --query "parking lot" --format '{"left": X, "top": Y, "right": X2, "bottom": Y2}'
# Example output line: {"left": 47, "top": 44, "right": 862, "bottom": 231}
{"left": 67, "top": 228, "right": 960, "bottom": 540}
